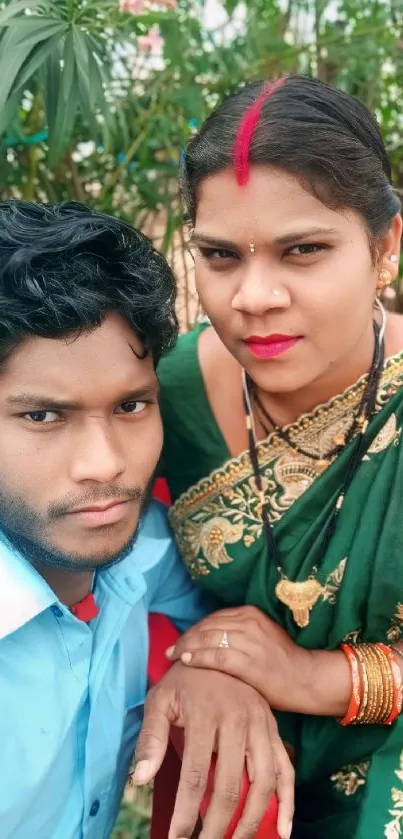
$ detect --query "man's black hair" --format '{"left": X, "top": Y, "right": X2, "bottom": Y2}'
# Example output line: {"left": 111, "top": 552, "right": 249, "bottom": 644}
{"left": 0, "top": 200, "right": 178, "bottom": 369}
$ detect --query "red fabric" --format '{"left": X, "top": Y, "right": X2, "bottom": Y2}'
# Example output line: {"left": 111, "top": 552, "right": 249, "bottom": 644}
{"left": 152, "top": 478, "right": 172, "bottom": 506}
{"left": 150, "top": 741, "right": 182, "bottom": 839}
{"left": 70, "top": 592, "right": 99, "bottom": 622}
{"left": 147, "top": 613, "right": 280, "bottom": 838}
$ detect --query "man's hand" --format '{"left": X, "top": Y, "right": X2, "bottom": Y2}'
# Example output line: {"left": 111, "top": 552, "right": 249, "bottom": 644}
{"left": 166, "top": 606, "right": 351, "bottom": 717}
{"left": 133, "top": 662, "right": 294, "bottom": 839}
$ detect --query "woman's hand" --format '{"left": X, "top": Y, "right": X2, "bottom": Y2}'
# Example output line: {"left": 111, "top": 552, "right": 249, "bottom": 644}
{"left": 166, "top": 606, "right": 351, "bottom": 717}
{"left": 134, "top": 662, "right": 294, "bottom": 839}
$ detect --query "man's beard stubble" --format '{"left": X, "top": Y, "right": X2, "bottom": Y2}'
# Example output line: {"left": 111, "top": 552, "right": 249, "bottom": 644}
{"left": 0, "top": 480, "right": 153, "bottom": 573}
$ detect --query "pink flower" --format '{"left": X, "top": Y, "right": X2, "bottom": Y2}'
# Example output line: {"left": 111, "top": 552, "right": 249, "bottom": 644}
{"left": 138, "top": 25, "right": 164, "bottom": 53}
{"left": 119, "top": 0, "right": 146, "bottom": 13}
{"left": 119, "top": 0, "right": 176, "bottom": 12}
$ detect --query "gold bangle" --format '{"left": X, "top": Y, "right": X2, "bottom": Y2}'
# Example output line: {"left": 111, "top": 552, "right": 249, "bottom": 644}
{"left": 353, "top": 644, "right": 394, "bottom": 724}
{"left": 366, "top": 645, "right": 387, "bottom": 722}
{"left": 372, "top": 645, "right": 393, "bottom": 722}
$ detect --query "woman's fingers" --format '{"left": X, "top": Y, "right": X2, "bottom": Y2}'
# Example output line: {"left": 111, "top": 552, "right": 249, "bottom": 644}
{"left": 167, "top": 628, "right": 257, "bottom": 661}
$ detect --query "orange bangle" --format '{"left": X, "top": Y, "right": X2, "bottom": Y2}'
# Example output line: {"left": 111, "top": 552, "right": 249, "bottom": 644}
{"left": 340, "top": 644, "right": 362, "bottom": 725}
{"left": 378, "top": 643, "right": 403, "bottom": 725}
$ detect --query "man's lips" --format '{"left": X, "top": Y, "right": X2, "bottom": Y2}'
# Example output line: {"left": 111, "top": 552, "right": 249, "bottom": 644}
{"left": 244, "top": 334, "right": 302, "bottom": 359}
{"left": 67, "top": 499, "right": 133, "bottom": 527}
{"left": 69, "top": 500, "right": 130, "bottom": 514}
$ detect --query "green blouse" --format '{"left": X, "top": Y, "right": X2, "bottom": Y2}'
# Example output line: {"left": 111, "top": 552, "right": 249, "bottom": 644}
{"left": 159, "top": 324, "right": 229, "bottom": 501}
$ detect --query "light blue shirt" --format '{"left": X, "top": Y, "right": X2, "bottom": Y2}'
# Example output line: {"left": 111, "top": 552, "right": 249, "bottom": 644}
{"left": 0, "top": 502, "right": 208, "bottom": 839}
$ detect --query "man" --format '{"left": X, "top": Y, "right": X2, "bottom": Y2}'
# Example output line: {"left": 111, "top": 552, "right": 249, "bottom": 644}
{"left": 0, "top": 201, "right": 293, "bottom": 839}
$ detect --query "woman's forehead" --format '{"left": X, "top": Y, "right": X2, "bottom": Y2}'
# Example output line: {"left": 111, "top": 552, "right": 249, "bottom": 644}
{"left": 195, "top": 167, "right": 357, "bottom": 242}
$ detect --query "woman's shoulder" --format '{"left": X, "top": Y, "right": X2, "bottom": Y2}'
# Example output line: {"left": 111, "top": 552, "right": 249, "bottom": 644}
{"left": 158, "top": 322, "right": 208, "bottom": 398}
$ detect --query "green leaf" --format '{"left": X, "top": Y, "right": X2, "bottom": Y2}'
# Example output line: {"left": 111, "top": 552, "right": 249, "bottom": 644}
{"left": 47, "top": 31, "right": 78, "bottom": 166}
{"left": 222, "top": 0, "right": 240, "bottom": 14}
{"left": 61, "top": 29, "right": 75, "bottom": 101}
{"left": 0, "top": 17, "right": 66, "bottom": 113}
{"left": 72, "top": 28, "right": 100, "bottom": 136}
{"left": 42, "top": 44, "right": 62, "bottom": 132}
{"left": 87, "top": 50, "right": 107, "bottom": 109}
{"left": 4, "top": 20, "right": 65, "bottom": 44}
{"left": 0, "top": 90, "right": 21, "bottom": 137}
{"left": 72, "top": 25, "right": 89, "bottom": 75}
{"left": 0, "top": 38, "right": 37, "bottom": 110}
{"left": 0, "top": 0, "right": 44, "bottom": 27}
{"left": 47, "top": 78, "right": 78, "bottom": 167}
{"left": 13, "top": 30, "right": 65, "bottom": 92}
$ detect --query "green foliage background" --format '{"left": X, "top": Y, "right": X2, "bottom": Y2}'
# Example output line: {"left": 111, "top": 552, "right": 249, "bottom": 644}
{"left": 0, "top": 0, "right": 402, "bottom": 249}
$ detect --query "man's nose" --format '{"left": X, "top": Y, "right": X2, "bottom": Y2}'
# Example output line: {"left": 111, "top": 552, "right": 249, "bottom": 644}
{"left": 69, "top": 420, "right": 125, "bottom": 483}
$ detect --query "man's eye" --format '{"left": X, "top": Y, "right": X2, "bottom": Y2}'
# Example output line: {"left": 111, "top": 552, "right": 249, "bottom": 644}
{"left": 116, "top": 401, "right": 147, "bottom": 414}
{"left": 24, "top": 411, "right": 59, "bottom": 424}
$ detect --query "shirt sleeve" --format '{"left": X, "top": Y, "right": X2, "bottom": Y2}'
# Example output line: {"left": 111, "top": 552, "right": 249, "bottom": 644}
{"left": 142, "top": 501, "right": 216, "bottom": 631}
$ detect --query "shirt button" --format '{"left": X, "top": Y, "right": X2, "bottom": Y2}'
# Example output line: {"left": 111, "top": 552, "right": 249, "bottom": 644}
{"left": 90, "top": 800, "right": 100, "bottom": 817}
{"left": 50, "top": 605, "right": 63, "bottom": 618}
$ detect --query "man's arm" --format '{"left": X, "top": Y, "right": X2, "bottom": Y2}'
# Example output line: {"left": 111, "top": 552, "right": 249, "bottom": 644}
{"left": 136, "top": 503, "right": 295, "bottom": 839}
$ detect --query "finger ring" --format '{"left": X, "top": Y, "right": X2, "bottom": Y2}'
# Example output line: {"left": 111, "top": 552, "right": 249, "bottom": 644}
{"left": 218, "top": 631, "right": 230, "bottom": 649}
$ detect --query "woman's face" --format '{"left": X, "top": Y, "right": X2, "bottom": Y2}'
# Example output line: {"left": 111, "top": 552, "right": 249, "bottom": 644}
{"left": 192, "top": 165, "right": 399, "bottom": 394}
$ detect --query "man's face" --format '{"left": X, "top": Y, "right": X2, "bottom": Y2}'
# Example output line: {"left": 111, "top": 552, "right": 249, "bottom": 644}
{"left": 0, "top": 314, "right": 162, "bottom": 571}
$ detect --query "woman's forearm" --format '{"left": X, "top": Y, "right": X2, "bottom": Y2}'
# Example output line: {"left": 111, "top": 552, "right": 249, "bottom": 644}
{"left": 291, "top": 644, "right": 403, "bottom": 720}
{"left": 287, "top": 648, "right": 351, "bottom": 718}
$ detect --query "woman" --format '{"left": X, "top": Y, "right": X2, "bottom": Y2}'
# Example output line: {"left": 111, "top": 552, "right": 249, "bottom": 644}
{"left": 158, "top": 75, "right": 403, "bottom": 838}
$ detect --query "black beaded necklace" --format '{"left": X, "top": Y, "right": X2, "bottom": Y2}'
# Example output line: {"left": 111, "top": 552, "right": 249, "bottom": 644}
{"left": 242, "top": 318, "right": 385, "bottom": 628}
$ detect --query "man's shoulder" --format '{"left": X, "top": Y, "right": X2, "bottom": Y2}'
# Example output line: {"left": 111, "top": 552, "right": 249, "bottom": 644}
{"left": 138, "top": 499, "right": 171, "bottom": 539}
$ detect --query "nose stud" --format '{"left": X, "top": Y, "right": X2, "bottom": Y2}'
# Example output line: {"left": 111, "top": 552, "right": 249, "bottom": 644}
{"left": 271, "top": 289, "right": 281, "bottom": 297}
{"left": 249, "top": 241, "right": 255, "bottom": 254}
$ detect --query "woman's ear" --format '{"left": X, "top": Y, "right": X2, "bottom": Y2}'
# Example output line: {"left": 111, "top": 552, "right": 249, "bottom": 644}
{"left": 377, "top": 213, "right": 402, "bottom": 282}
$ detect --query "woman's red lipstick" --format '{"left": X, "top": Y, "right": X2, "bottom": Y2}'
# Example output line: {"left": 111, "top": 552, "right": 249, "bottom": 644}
{"left": 245, "top": 334, "right": 302, "bottom": 359}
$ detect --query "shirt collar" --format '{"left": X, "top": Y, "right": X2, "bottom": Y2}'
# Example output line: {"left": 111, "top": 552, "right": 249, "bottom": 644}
{"left": 0, "top": 535, "right": 56, "bottom": 640}
{"left": 0, "top": 528, "right": 148, "bottom": 640}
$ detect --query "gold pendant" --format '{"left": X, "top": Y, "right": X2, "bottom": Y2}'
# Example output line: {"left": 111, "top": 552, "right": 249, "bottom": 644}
{"left": 275, "top": 575, "right": 324, "bottom": 628}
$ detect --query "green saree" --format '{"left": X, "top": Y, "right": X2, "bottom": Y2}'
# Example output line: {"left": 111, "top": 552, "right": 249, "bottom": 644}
{"left": 158, "top": 324, "right": 403, "bottom": 839}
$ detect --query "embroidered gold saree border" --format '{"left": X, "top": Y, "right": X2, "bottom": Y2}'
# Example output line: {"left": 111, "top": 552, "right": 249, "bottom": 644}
{"left": 170, "top": 351, "right": 403, "bottom": 528}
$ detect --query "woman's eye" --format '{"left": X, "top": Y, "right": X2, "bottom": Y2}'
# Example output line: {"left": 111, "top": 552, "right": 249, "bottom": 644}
{"left": 116, "top": 401, "right": 147, "bottom": 414}
{"left": 24, "top": 410, "right": 59, "bottom": 424}
{"left": 199, "top": 247, "right": 238, "bottom": 262}
{"left": 287, "top": 243, "right": 326, "bottom": 256}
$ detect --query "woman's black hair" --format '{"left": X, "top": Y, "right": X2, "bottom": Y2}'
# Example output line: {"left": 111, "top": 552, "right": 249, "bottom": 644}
{"left": 0, "top": 200, "right": 178, "bottom": 370}
{"left": 182, "top": 75, "right": 401, "bottom": 244}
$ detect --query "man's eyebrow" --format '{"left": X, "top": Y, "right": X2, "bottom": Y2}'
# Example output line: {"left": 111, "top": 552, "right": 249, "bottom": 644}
{"left": 6, "top": 384, "right": 160, "bottom": 410}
